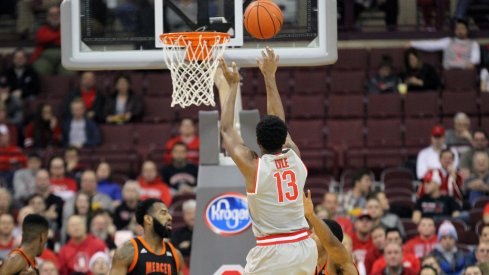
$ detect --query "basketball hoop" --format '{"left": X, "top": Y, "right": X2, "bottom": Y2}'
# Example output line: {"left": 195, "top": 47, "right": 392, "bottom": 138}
{"left": 160, "top": 32, "right": 231, "bottom": 108}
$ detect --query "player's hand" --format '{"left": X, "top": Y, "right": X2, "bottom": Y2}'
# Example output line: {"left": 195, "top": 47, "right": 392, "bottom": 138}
{"left": 257, "top": 47, "right": 279, "bottom": 77}
{"left": 303, "top": 189, "right": 314, "bottom": 218}
{"left": 219, "top": 58, "right": 240, "bottom": 85}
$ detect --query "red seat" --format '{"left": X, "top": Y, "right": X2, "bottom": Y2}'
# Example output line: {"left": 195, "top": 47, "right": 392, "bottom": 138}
{"left": 330, "top": 71, "right": 366, "bottom": 94}
{"left": 145, "top": 73, "right": 173, "bottom": 96}
{"left": 256, "top": 69, "right": 292, "bottom": 94}
{"left": 346, "top": 148, "right": 405, "bottom": 171}
{"left": 404, "top": 118, "right": 439, "bottom": 147}
{"left": 289, "top": 94, "right": 326, "bottom": 119}
{"left": 381, "top": 167, "right": 414, "bottom": 182}
{"left": 129, "top": 73, "right": 145, "bottom": 95}
{"left": 404, "top": 92, "right": 439, "bottom": 118}
{"left": 327, "top": 119, "right": 365, "bottom": 148}
{"left": 331, "top": 48, "right": 368, "bottom": 71}
{"left": 294, "top": 69, "right": 327, "bottom": 94}
{"left": 99, "top": 124, "right": 135, "bottom": 149}
{"left": 328, "top": 95, "right": 364, "bottom": 118}
{"left": 366, "top": 119, "right": 402, "bottom": 147}
{"left": 483, "top": 117, "right": 489, "bottom": 133}
{"left": 441, "top": 91, "right": 477, "bottom": 115}
{"left": 369, "top": 48, "right": 405, "bottom": 72}
{"left": 134, "top": 123, "right": 173, "bottom": 149}
{"left": 384, "top": 178, "right": 414, "bottom": 192}
{"left": 251, "top": 95, "right": 267, "bottom": 115}
{"left": 143, "top": 97, "right": 175, "bottom": 123}
{"left": 367, "top": 93, "right": 402, "bottom": 118}
{"left": 389, "top": 197, "right": 415, "bottom": 218}
{"left": 384, "top": 188, "right": 413, "bottom": 198}
{"left": 469, "top": 208, "right": 483, "bottom": 229}
{"left": 442, "top": 69, "right": 477, "bottom": 91}
{"left": 87, "top": 149, "right": 141, "bottom": 177}
{"left": 418, "top": 51, "right": 442, "bottom": 70}
{"left": 40, "top": 75, "right": 73, "bottom": 98}
{"left": 175, "top": 104, "right": 215, "bottom": 120}
{"left": 481, "top": 93, "right": 489, "bottom": 115}
{"left": 288, "top": 119, "right": 325, "bottom": 149}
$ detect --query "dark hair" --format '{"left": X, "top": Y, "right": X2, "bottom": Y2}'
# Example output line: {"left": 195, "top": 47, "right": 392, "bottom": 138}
{"left": 13, "top": 47, "right": 26, "bottom": 57}
{"left": 136, "top": 198, "right": 163, "bottom": 226}
{"left": 256, "top": 115, "right": 288, "bottom": 152}
{"left": 27, "top": 151, "right": 41, "bottom": 160}
{"left": 22, "top": 214, "right": 49, "bottom": 243}
{"left": 404, "top": 48, "right": 421, "bottom": 70}
{"left": 27, "top": 194, "right": 44, "bottom": 205}
{"left": 386, "top": 227, "right": 402, "bottom": 240}
{"left": 420, "top": 265, "right": 438, "bottom": 275}
{"left": 439, "top": 149, "right": 454, "bottom": 159}
{"left": 32, "top": 103, "right": 55, "bottom": 148}
{"left": 378, "top": 55, "right": 393, "bottom": 70}
{"left": 172, "top": 141, "right": 188, "bottom": 151}
{"left": 352, "top": 168, "right": 371, "bottom": 186}
{"left": 371, "top": 225, "right": 386, "bottom": 234}
{"left": 420, "top": 216, "right": 436, "bottom": 224}
{"left": 367, "top": 190, "right": 383, "bottom": 201}
{"left": 453, "top": 18, "right": 469, "bottom": 29}
{"left": 474, "top": 129, "right": 489, "bottom": 139}
{"left": 113, "top": 74, "right": 133, "bottom": 95}
{"left": 323, "top": 219, "right": 344, "bottom": 242}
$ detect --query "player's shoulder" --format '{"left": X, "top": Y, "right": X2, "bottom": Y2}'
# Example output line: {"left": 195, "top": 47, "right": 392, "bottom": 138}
{"left": 113, "top": 239, "right": 136, "bottom": 264}
{"left": 0, "top": 252, "right": 28, "bottom": 274}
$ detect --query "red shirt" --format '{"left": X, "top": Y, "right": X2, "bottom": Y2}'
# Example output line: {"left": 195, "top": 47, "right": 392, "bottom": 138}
{"left": 364, "top": 247, "right": 383, "bottom": 274}
{"left": 81, "top": 88, "right": 96, "bottom": 110}
{"left": 58, "top": 234, "right": 107, "bottom": 275}
{"left": 372, "top": 267, "right": 417, "bottom": 275}
{"left": 351, "top": 232, "right": 373, "bottom": 263}
{"left": 138, "top": 177, "right": 173, "bottom": 207}
{"left": 371, "top": 252, "right": 421, "bottom": 274}
{"left": 50, "top": 177, "right": 78, "bottom": 201}
{"left": 403, "top": 235, "right": 437, "bottom": 258}
{"left": 0, "top": 146, "right": 27, "bottom": 171}
{"left": 31, "top": 24, "right": 61, "bottom": 63}
{"left": 38, "top": 248, "right": 60, "bottom": 269}
{"left": 419, "top": 169, "right": 463, "bottom": 205}
{"left": 23, "top": 122, "right": 62, "bottom": 148}
{"left": 335, "top": 216, "right": 353, "bottom": 237}
{"left": 164, "top": 136, "right": 200, "bottom": 165}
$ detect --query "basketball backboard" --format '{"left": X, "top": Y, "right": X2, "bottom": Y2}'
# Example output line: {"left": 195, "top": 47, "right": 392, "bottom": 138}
{"left": 61, "top": 0, "right": 337, "bottom": 70}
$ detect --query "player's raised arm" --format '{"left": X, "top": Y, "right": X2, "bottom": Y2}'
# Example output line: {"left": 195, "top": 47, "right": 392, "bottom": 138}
{"left": 109, "top": 241, "right": 135, "bottom": 275}
{"left": 303, "top": 190, "right": 357, "bottom": 274}
{"left": 257, "top": 47, "right": 300, "bottom": 156}
{"left": 219, "top": 58, "right": 257, "bottom": 190}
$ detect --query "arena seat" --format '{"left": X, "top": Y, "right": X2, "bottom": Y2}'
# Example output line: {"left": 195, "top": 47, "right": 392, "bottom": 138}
{"left": 99, "top": 124, "right": 136, "bottom": 150}
{"left": 40, "top": 75, "right": 73, "bottom": 98}
{"left": 481, "top": 93, "right": 489, "bottom": 115}
{"left": 294, "top": 68, "right": 328, "bottom": 94}
{"left": 327, "top": 119, "right": 365, "bottom": 148}
{"left": 381, "top": 167, "right": 414, "bottom": 183}
{"left": 288, "top": 119, "right": 325, "bottom": 149}
{"left": 442, "top": 69, "right": 477, "bottom": 91}
{"left": 144, "top": 73, "right": 173, "bottom": 96}
{"left": 330, "top": 70, "right": 366, "bottom": 94}
{"left": 404, "top": 92, "right": 440, "bottom": 118}
{"left": 366, "top": 93, "right": 402, "bottom": 118}
{"left": 366, "top": 118, "right": 402, "bottom": 147}
{"left": 328, "top": 95, "right": 365, "bottom": 118}
{"left": 143, "top": 96, "right": 175, "bottom": 123}
{"left": 441, "top": 90, "right": 478, "bottom": 115}
{"left": 404, "top": 118, "right": 439, "bottom": 147}
{"left": 288, "top": 94, "right": 326, "bottom": 119}
{"left": 331, "top": 48, "right": 368, "bottom": 71}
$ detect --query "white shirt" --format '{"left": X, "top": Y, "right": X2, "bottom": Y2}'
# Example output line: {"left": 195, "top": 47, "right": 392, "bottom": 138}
{"left": 481, "top": 68, "right": 489, "bottom": 92}
{"left": 416, "top": 146, "right": 459, "bottom": 179}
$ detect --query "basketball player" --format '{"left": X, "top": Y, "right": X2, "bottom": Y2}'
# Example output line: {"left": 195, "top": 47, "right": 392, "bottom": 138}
{"left": 219, "top": 47, "right": 317, "bottom": 275}
{"left": 0, "top": 214, "right": 49, "bottom": 275}
{"left": 303, "top": 190, "right": 359, "bottom": 275}
{"left": 110, "top": 198, "right": 183, "bottom": 275}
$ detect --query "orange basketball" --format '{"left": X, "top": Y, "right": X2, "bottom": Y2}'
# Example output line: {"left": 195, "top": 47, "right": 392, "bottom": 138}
{"left": 244, "top": 0, "right": 283, "bottom": 40}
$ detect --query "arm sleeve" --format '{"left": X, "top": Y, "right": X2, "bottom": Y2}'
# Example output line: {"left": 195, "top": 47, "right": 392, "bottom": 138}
{"left": 416, "top": 151, "right": 427, "bottom": 179}
{"left": 471, "top": 41, "right": 481, "bottom": 65}
{"left": 12, "top": 172, "right": 26, "bottom": 200}
{"left": 410, "top": 38, "right": 451, "bottom": 52}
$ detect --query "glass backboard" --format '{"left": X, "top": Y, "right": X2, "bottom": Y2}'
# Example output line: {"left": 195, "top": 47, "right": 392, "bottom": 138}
{"left": 61, "top": 0, "right": 337, "bottom": 70}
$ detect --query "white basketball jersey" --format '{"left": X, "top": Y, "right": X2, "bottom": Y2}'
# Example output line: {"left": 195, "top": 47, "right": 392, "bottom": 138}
{"left": 247, "top": 148, "right": 309, "bottom": 237}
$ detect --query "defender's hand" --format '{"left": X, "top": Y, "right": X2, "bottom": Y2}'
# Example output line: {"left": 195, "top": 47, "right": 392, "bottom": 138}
{"left": 257, "top": 47, "right": 279, "bottom": 77}
{"left": 303, "top": 189, "right": 314, "bottom": 218}
{"left": 219, "top": 58, "right": 240, "bottom": 85}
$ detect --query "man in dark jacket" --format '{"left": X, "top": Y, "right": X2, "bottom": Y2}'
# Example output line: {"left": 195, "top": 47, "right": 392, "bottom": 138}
{"left": 63, "top": 71, "right": 104, "bottom": 122}
{"left": 62, "top": 98, "right": 101, "bottom": 148}
{"left": 1, "top": 48, "right": 39, "bottom": 99}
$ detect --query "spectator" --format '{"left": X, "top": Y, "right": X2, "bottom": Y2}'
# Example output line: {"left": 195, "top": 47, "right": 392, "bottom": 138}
{"left": 372, "top": 228, "right": 421, "bottom": 274}
{"left": 32, "top": 5, "right": 72, "bottom": 75}
{"left": 400, "top": 48, "right": 441, "bottom": 92}
{"left": 421, "top": 255, "right": 443, "bottom": 275}
{"left": 431, "top": 221, "right": 468, "bottom": 275}
{"left": 446, "top": 112, "right": 473, "bottom": 150}
{"left": 39, "top": 260, "right": 59, "bottom": 275}
{"left": 61, "top": 192, "right": 91, "bottom": 242}
{"left": 58, "top": 215, "right": 107, "bottom": 275}
{"left": 104, "top": 74, "right": 143, "bottom": 124}
{"left": 162, "top": 142, "right": 198, "bottom": 195}
{"left": 419, "top": 265, "right": 439, "bottom": 275}
{"left": 138, "top": 161, "right": 172, "bottom": 207}
{"left": 113, "top": 180, "right": 140, "bottom": 230}
{"left": 463, "top": 265, "right": 483, "bottom": 275}
{"left": 351, "top": 209, "right": 374, "bottom": 265}
{"left": 416, "top": 125, "right": 460, "bottom": 179}
{"left": 16, "top": 0, "right": 61, "bottom": 38}
{"left": 164, "top": 118, "right": 200, "bottom": 164}
{"left": 366, "top": 196, "right": 405, "bottom": 237}
{"left": 465, "top": 151, "right": 489, "bottom": 205}
{"left": 171, "top": 199, "right": 195, "bottom": 257}
{"left": 321, "top": 192, "right": 353, "bottom": 236}
{"left": 481, "top": 223, "right": 489, "bottom": 243}
{"left": 49, "top": 157, "right": 77, "bottom": 201}
{"left": 365, "top": 226, "right": 387, "bottom": 274}
{"left": 34, "top": 169, "right": 64, "bottom": 231}
{"left": 0, "top": 83, "right": 23, "bottom": 126}
{"left": 89, "top": 251, "right": 111, "bottom": 275}
{"left": 79, "top": 170, "right": 113, "bottom": 212}
{"left": 24, "top": 103, "right": 62, "bottom": 148}
{"left": 367, "top": 55, "right": 400, "bottom": 93}
{"left": 403, "top": 217, "right": 438, "bottom": 258}
{"left": 371, "top": 191, "right": 391, "bottom": 213}
{"left": 1, "top": 48, "right": 40, "bottom": 99}
{"left": 408, "top": 19, "right": 480, "bottom": 69}
{"left": 0, "top": 125, "right": 27, "bottom": 187}
{"left": 27, "top": 194, "right": 47, "bottom": 215}
{"left": 417, "top": 0, "right": 448, "bottom": 30}
{"left": 62, "top": 98, "right": 101, "bottom": 148}
{"left": 96, "top": 162, "right": 122, "bottom": 202}
{"left": 0, "top": 188, "right": 13, "bottom": 216}
{"left": 64, "top": 71, "right": 104, "bottom": 122}
{"left": 372, "top": 242, "right": 417, "bottom": 275}
{"left": 0, "top": 103, "right": 18, "bottom": 146}
{"left": 90, "top": 211, "right": 116, "bottom": 250}
{"left": 338, "top": 168, "right": 373, "bottom": 215}
{"left": 64, "top": 146, "right": 86, "bottom": 183}
{"left": 419, "top": 149, "right": 464, "bottom": 205}
{"left": 0, "top": 214, "right": 15, "bottom": 260}
{"left": 412, "top": 171, "right": 461, "bottom": 223}
{"left": 460, "top": 129, "right": 489, "bottom": 179}
{"left": 13, "top": 152, "right": 42, "bottom": 202}
{"left": 475, "top": 241, "right": 489, "bottom": 273}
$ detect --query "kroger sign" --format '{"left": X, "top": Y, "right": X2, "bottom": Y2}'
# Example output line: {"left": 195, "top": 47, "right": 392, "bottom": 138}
{"left": 204, "top": 192, "right": 252, "bottom": 236}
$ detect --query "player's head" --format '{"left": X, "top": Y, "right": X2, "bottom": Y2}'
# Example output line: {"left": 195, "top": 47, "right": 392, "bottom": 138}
{"left": 136, "top": 198, "right": 172, "bottom": 239}
{"left": 21, "top": 214, "right": 49, "bottom": 256}
{"left": 323, "top": 219, "right": 344, "bottom": 242}
{"left": 256, "top": 115, "right": 287, "bottom": 153}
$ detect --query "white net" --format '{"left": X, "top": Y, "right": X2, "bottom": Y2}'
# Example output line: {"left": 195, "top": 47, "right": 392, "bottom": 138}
{"left": 160, "top": 32, "right": 230, "bottom": 108}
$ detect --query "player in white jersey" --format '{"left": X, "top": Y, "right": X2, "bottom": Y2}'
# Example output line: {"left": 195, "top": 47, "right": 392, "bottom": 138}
{"left": 219, "top": 47, "right": 317, "bottom": 275}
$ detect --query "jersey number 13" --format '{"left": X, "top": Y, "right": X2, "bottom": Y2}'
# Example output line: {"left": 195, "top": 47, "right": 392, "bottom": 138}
{"left": 273, "top": 170, "right": 298, "bottom": 203}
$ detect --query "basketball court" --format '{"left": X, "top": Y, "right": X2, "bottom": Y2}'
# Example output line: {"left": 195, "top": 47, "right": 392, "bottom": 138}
{"left": 60, "top": 1, "right": 338, "bottom": 274}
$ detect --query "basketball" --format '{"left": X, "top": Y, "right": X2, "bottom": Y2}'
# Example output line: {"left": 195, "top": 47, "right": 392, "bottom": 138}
{"left": 244, "top": 0, "right": 283, "bottom": 40}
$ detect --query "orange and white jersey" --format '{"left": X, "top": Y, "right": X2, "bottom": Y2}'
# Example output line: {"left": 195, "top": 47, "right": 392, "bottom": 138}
{"left": 247, "top": 148, "right": 309, "bottom": 241}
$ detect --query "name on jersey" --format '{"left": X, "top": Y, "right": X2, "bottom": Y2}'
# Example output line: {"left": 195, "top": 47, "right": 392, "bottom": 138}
{"left": 204, "top": 192, "right": 252, "bottom": 236}
{"left": 145, "top": 262, "right": 172, "bottom": 274}
{"left": 275, "top": 158, "right": 289, "bottom": 169}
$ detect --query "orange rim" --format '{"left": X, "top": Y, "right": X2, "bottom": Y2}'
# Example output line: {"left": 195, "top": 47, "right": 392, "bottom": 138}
{"left": 160, "top": 32, "right": 230, "bottom": 47}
